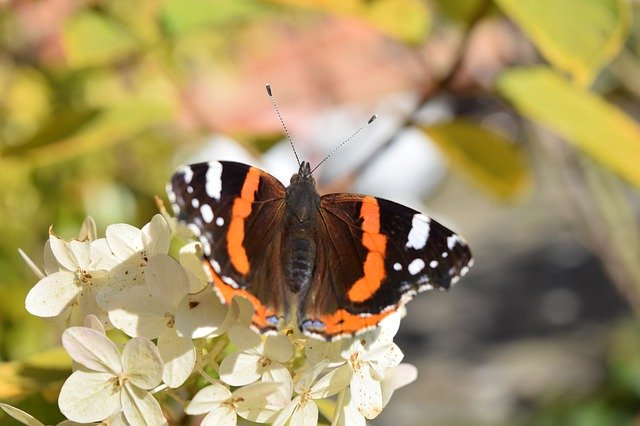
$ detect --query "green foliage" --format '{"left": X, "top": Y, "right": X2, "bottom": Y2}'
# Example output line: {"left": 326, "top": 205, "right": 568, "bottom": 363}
{"left": 498, "top": 67, "right": 640, "bottom": 188}
{"left": 494, "top": 0, "right": 631, "bottom": 86}
{"left": 422, "top": 120, "right": 530, "bottom": 199}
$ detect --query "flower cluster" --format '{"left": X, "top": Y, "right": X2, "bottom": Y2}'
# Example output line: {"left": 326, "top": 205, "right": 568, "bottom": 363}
{"left": 4, "top": 214, "right": 417, "bottom": 426}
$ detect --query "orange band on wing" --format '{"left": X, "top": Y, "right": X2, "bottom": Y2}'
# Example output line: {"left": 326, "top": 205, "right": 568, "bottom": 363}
{"left": 227, "top": 167, "right": 261, "bottom": 275}
{"left": 204, "top": 260, "right": 276, "bottom": 331}
{"left": 317, "top": 308, "right": 395, "bottom": 337}
{"left": 347, "top": 197, "right": 387, "bottom": 303}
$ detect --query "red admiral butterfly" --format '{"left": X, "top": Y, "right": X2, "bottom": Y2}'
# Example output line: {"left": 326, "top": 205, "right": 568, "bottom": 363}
{"left": 167, "top": 86, "right": 473, "bottom": 340}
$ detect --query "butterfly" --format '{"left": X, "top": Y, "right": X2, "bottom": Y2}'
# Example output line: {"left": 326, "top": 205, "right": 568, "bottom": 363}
{"left": 166, "top": 87, "right": 472, "bottom": 341}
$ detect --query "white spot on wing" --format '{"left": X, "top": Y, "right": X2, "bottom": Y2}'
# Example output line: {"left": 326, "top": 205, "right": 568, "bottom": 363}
{"left": 205, "top": 162, "right": 224, "bottom": 200}
{"left": 406, "top": 214, "right": 430, "bottom": 249}
{"left": 408, "top": 258, "right": 425, "bottom": 275}
{"left": 182, "top": 166, "right": 194, "bottom": 184}
{"left": 191, "top": 198, "right": 200, "bottom": 208}
{"left": 211, "top": 260, "right": 221, "bottom": 273}
{"left": 216, "top": 217, "right": 225, "bottom": 226}
{"left": 222, "top": 275, "right": 239, "bottom": 289}
{"left": 393, "top": 262, "right": 402, "bottom": 271}
{"left": 200, "top": 204, "right": 214, "bottom": 223}
{"left": 447, "top": 234, "right": 464, "bottom": 250}
{"left": 429, "top": 260, "right": 438, "bottom": 268}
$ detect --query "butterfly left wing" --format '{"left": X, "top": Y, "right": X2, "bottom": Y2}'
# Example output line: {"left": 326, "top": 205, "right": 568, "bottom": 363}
{"left": 167, "top": 161, "right": 288, "bottom": 333}
{"left": 299, "top": 194, "right": 473, "bottom": 340}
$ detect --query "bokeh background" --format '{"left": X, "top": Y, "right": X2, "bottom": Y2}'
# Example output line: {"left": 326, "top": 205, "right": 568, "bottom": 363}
{"left": 2, "top": 0, "right": 640, "bottom": 425}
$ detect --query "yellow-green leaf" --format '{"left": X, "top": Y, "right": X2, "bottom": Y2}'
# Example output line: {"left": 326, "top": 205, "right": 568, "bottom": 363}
{"left": 498, "top": 67, "right": 640, "bottom": 188}
{"left": 270, "top": 0, "right": 431, "bottom": 44}
{"left": 63, "top": 11, "right": 138, "bottom": 68}
{"left": 421, "top": 120, "right": 530, "bottom": 199}
{"left": 161, "top": 0, "right": 266, "bottom": 37}
{"left": 18, "top": 101, "right": 173, "bottom": 168}
{"left": 494, "top": 0, "right": 631, "bottom": 86}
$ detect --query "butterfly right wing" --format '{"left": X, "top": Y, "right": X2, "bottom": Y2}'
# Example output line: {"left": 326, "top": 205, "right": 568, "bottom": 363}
{"left": 167, "top": 161, "right": 288, "bottom": 332}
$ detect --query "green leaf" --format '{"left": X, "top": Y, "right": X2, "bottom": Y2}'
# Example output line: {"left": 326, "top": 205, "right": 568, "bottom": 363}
{"left": 494, "top": 0, "right": 631, "bottom": 86}
{"left": 161, "top": 0, "right": 266, "bottom": 37}
{"left": 63, "top": 11, "right": 138, "bottom": 68}
{"left": 421, "top": 120, "right": 530, "bottom": 199}
{"left": 13, "top": 101, "right": 173, "bottom": 168}
{"left": 497, "top": 67, "right": 640, "bottom": 188}
{"left": 271, "top": 0, "right": 431, "bottom": 44}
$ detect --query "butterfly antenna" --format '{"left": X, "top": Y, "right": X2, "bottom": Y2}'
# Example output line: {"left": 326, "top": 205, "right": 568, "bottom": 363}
{"left": 266, "top": 84, "right": 300, "bottom": 167}
{"left": 310, "top": 114, "right": 377, "bottom": 174}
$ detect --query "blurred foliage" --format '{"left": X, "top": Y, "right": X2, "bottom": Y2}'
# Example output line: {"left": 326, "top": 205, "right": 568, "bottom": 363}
{"left": 0, "top": 0, "right": 639, "bottom": 424}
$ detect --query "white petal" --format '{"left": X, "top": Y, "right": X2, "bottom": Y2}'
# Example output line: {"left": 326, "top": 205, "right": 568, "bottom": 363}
{"left": 141, "top": 214, "right": 171, "bottom": 256}
{"left": 351, "top": 366, "right": 383, "bottom": 419}
{"left": 363, "top": 342, "right": 404, "bottom": 375}
{"left": 25, "top": 272, "right": 80, "bottom": 318}
{"left": 18, "top": 248, "right": 45, "bottom": 280}
{"left": 102, "top": 411, "right": 128, "bottom": 426}
{"left": 201, "top": 407, "right": 237, "bottom": 426}
{"left": 178, "top": 242, "right": 208, "bottom": 292}
{"left": 174, "top": 288, "right": 227, "bottom": 338}
{"left": 62, "top": 327, "right": 122, "bottom": 374}
{"left": 90, "top": 238, "right": 119, "bottom": 270}
{"left": 157, "top": 328, "right": 195, "bottom": 388}
{"left": 0, "top": 402, "right": 45, "bottom": 426}
{"left": 97, "top": 261, "right": 146, "bottom": 311}
{"left": 305, "top": 339, "right": 343, "bottom": 368}
{"left": 309, "top": 364, "right": 351, "bottom": 399}
{"left": 79, "top": 216, "right": 98, "bottom": 241}
{"left": 290, "top": 400, "right": 318, "bottom": 426}
{"left": 121, "top": 383, "right": 166, "bottom": 426}
{"left": 84, "top": 314, "right": 106, "bottom": 334}
{"left": 228, "top": 325, "right": 262, "bottom": 351}
{"left": 263, "top": 335, "right": 293, "bottom": 363}
{"left": 294, "top": 360, "right": 329, "bottom": 394}
{"left": 219, "top": 351, "right": 261, "bottom": 386}
{"left": 43, "top": 240, "right": 60, "bottom": 275}
{"left": 185, "top": 382, "right": 232, "bottom": 415}
{"left": 271, "top": 397, "right": 300, "bottom": 426}
{"left": 68, "top": 239, "right": 92, "bottom": 270}
{"left": 58, "top": 370, "right": 120, "bottom": 423}
{"left": 229, "top": 296, "right": 255, "bottom": 326}
{"left": 106, "top": 223, "right": 143, "bottom": 259}
{"left": 235, "top": 381, "right": 286, "bottom": 423}
{"left": 334, "top": 388, "right": 366, "bottom": 426}
{"left": 381, "top": 363, "right": 418, "bottom": 407}
{"left": 262, "top": 365, "right": 293, "bottom": 408}
{"left": 146, "top": 254, "right": 189, "bottom": 310}
{"left": 108, "top": 286, "right": 166, "bottom": 339}
{"left": 121, "top": 337, "right": 163, "bottom": 390}
{"left": 48, "top": 235, "right": 80, "bottom": 271}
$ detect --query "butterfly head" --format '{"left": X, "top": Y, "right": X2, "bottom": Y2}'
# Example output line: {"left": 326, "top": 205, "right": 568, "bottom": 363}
{"left": 287, "top": 161, "right": 319, "bottom": 221}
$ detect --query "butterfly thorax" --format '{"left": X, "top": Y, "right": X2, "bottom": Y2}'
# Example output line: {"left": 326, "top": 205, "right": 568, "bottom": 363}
{"left": 282, "top": 161, "right": 320, "bottom": 296}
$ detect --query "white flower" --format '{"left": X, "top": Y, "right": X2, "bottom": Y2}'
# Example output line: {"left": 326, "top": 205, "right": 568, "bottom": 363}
{"left": 58, "top": 327, "right": 165, "bottom": 425}
{"left": 219, "top": 326, "right": 293, "bottom": 409}
{"left": 272, "top": 360, "right": 351, "bottom": 426}
{"left": 97, "top": 214, "right": 171, "bottom": 310}
{"left": 107, "top": 254, "right": 196, "bottom": 388}
{"left": 185, "top": 381, "right": 283, "bottom": 425}
{"left": 178, "top": 242, "right": 209, "bottom": 293}
{"left": 174, "top": 286, "right": 228, "bottom": 339}
{"left": 24, "top": 232, "right": 114, "bottom": 327}
{"left": 0, "top": 402, "right": 127, "bottom": 426}
{"left": 332, "top": 313, "right": 405, "bottom": 419}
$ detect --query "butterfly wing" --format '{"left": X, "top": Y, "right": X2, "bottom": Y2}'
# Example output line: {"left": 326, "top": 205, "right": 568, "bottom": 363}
{"left": 300, "top": 194, "right": 473, "bottom": 340}
{"left": 167, "top": 161, "right": 288, "bottom": 332}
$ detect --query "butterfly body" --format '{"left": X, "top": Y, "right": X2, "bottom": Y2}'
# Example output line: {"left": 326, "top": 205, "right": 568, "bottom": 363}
{"left": 167, "top": 160, "right": 473, "bottom": 340}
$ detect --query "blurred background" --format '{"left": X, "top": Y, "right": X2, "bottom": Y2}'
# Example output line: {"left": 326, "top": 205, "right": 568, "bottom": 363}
{"left": 1, "top": 0, "right": 640, "bottom": 425}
